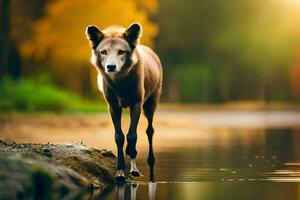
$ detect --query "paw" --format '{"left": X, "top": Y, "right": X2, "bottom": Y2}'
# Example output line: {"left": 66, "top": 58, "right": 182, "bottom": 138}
{"left": 115, "top": 170, "right": 126, "bottom": 183}
{"left": 130, "top": 170, "right": 141, "bottom": 177}
{"left": 115, "top": 176, "right": 125, "bottom": 183}
{"left": 129, "top": 159, "right": 141, "bottom": 177}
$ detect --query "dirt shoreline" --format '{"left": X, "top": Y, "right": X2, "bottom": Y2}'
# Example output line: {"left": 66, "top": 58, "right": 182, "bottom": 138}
{"left": 0, "top": 140, "right": 122, "bottom": 199}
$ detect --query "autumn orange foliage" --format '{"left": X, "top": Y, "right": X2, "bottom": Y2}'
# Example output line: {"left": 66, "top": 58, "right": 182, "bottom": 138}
{"left": 20, "top": 0, "right": 158, "bottom": 95}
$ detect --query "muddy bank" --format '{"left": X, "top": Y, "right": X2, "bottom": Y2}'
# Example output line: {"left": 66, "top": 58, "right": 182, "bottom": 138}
{"left": 0, "top": 140, "right": 122, "bottom": 199}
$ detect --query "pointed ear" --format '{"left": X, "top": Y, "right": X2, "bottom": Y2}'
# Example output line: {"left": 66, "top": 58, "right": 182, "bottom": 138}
{"left": 86, "top": 25, "right": 104, "bottom": 49}
{"left": 123, "top": 23, "right": 142, "bottom": 49}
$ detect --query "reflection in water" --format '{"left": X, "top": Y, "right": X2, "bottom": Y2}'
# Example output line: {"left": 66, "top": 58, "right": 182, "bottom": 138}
{"left": 101, "top": 182, "right": 157, "bottom": 200}
{"left": 1, "top": 113, "right": 300, "bottom": 199}
{"left": 138, "top": 128, "right": 300, "bottom": 182}
{"left": 117, "top": 184, "right": 125, "bottom": 200}
{"left": 96, "top": 128, "right": 300, "bottom": 199}
{"left": 100, "top": 136, "right": 157, "bottom": 200}
{"left": 148, "top": 182, "right": 157, "bottom": 200}
{"left": 99, "top": 180, "right": 300, "bottom": 200}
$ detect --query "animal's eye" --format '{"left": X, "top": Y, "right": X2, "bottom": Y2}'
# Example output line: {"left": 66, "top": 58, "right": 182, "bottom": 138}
{"left": 100, "top": 50, "right": 107, "bottom": 55}
{"left": 118, "top": 50, "right": 125, "bottom": 55}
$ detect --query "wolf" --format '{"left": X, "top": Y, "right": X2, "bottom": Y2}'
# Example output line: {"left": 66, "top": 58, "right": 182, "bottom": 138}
{"left": 86, "top": 22, "right": 163, "bottom": 181}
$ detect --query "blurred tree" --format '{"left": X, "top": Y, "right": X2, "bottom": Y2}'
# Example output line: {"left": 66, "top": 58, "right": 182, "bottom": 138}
{"left": 0, "top": 0, "right": 48, "bottom": 79}
{"left": 4, "top": 0, "right": 300, "bottom": 103}
{"left": 136, "top": 0, "right": 158, "bottom": 14}
{"left": 290, "top": 49, "right": 300, "bottom": 98}
{"left": 157, "top": 0, "right": 300, "bottom": 103}
{"left": 20, "top": 0, "right": 158, "bottom": 97}
{"left": 0, "top": 0, "right": 11, "bottom": 77}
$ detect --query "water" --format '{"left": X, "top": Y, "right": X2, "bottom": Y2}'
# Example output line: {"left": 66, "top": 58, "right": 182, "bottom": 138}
{"left": 100, "top": 181, "right": 299, "bottom": 200}
{"left": 1, "top": 111, "right": 300, "bottom": 199}
{"left": 101, "top": 127, "right": 300, "bottom": 200}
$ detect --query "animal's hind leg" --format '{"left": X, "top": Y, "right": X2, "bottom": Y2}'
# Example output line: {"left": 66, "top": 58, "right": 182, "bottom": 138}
{"left": 143, "top": 94, "right": 158, "bottom": 181}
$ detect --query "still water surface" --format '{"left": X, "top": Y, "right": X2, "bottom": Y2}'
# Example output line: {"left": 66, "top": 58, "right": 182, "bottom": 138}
{"left": 1, "top": 111, "right": 300, "bottom": 199}
{"left": 103, "top": 128, "right": 300, "bottom": 200}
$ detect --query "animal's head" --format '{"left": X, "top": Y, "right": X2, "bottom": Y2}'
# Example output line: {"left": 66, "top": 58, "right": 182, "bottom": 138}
{"left": 86, "top": 23, "right": 142, "bottom": 76}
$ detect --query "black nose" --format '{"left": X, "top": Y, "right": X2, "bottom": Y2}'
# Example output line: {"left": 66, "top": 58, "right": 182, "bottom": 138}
{"left": 106, "top": 65, "right": 116, "bottom": 72}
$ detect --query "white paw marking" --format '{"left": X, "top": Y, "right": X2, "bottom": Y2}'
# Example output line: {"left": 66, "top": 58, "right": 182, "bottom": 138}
{"left": 116, "top": 169, "right": 125, "bottom": 177}
{"left": 130, "top": 159, "right": 140, "bottom": 173}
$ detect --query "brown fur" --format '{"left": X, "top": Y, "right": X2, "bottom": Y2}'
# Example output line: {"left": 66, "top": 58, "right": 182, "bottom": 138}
{"left": 102, "top": 45, "right": 162, "bottom": 108}
{"left": 86, "top": 23, "right": 162, "bottom": 180}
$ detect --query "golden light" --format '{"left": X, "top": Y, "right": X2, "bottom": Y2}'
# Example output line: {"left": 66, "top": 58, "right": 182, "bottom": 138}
{"left": 291, "top": 0, "right": 300, "bottom": 5}
{"left": 279, "top": 0, "right": 300, "bottom": 5}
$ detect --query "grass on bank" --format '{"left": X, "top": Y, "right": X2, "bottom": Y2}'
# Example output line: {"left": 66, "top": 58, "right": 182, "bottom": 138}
{"left": 0, "top": 78, "right": 106, "bottom": 113}
{"left": 1, "top": 77, "right": 299, "bottom": 114}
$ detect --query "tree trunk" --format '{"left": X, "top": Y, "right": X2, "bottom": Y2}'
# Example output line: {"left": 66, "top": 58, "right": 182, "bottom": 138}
{"left": 0, "top": 0, "right": 10, "bottom": 78}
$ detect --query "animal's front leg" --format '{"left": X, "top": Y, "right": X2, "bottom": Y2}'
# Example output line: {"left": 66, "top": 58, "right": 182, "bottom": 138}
{"left": 109, "top": 105, "right": 125, "bottom": 181}
{"left": 126, "top": 103, "right": 142, "bottom": 177}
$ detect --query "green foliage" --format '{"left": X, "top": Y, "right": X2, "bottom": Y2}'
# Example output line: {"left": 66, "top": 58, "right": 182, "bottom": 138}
{"left": 174, "top": 64, "right": 214, "bottom": 102}
{"left": 169, "top": 62, "right": 298, "bottom": 103}
{"left": 157, "top": 0, "right": 300, "bottom": 102}
{"left": 0, "top": 77, "right": 106, "bottom": 113}
{"left": 4, "top": 0, "right": 300, "bottom": 103}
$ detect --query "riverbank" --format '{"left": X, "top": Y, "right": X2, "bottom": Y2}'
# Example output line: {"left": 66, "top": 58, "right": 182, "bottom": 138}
{"left": 0, "top": 141, "right": 120, "bottom": 199}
